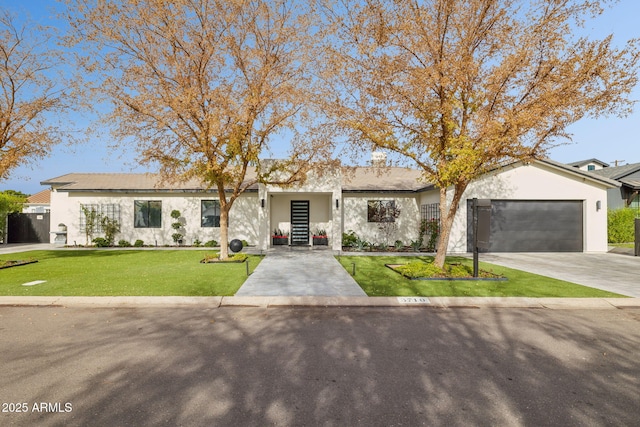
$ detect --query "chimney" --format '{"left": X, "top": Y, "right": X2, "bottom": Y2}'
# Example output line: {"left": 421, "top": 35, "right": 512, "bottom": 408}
{"left": 371, "top": 151, "right": 387, "bottom": 167}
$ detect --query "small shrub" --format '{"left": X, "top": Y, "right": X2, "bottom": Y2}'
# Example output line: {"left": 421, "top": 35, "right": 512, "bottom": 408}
{"left": 92, "top": 237, "right": 110, "bottom": 247}
{"left": 242, "top": 239, "right": 249, "bottom": 247}
{"left": 394, "top": 240, "right": 404, "bottom": 250}
{"left": 342, "top": 230, "right": 358, "bottom": 247}
{"left": 134, "top": 239, "right": 144, "bottom": 247}
{"left": 410, "top": 240, "right": 422, "bottom": 251}
{"left": 118, "top": 239, "right": 132, "bottom": 247}
{"left": 193, "top": 239, "right": 202, "bottom": 247}
{"left": 204, "top": 240, "right": 218, "bottom": 247}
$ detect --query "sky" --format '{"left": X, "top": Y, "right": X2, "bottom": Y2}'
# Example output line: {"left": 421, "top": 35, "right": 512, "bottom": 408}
{"left": 1, "top": 0, "right": 639, "bottom": 196}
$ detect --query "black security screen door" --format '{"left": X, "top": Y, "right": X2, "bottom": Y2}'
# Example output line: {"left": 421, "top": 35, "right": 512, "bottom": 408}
{"left": 290, "top": 200, "right": 310, "bottom": 245}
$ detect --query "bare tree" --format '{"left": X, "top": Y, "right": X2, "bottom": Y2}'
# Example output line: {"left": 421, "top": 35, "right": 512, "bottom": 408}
{"left": 0, "top": 10, "right": 70, "bottom": 181}
{"left": 66, "top": 0, "right": 333, "bottom": 258}
{"left": 322, "top": 0, "right": 639, "bottom": 267}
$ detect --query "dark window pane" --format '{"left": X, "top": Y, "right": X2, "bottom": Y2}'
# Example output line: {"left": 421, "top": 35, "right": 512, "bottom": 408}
{"left": 201, "top": 200, "right": 221, "bottom": 227}
{"left": 134, "top": 201, "right": 162, "bottom": 228}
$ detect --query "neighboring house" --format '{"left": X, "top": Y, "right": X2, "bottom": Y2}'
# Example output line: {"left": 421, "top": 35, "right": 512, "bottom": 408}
{"left": 41, "top": 157, "right": 618, "bottom": 253}
{"left": 22, "top": 189, "right": 51, "bottom": 213}
{"left": 590, "top": 162, "right": 640, "bottom": 212}
{"left": 568, "top": 158, "right": 609, "bottom": 172}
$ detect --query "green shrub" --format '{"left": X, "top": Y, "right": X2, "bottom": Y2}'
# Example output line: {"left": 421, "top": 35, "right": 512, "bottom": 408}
{"left": 608, "top": 208, "right": 637, "bottom": 243}
{"left": 134, "top": 239, "right": 144, "bottom": 247}
{"left": 118, "top": 240, "right": 132, "bottom": 247}
{"left": 394, "top": 240, "right": 404, "bottom": 250}
{"left": 92, "top": 237, "right": 110, "bottom": 247}
{"left": 242, "top": 239, "right": 249, "bottom": 247}
{"left": 204, "top": 240, "right": 218, "bottom": 247}
{"left": 342, "top": 230, "right": 358, "bottom": 247}
{"left": 193, "top": 239, "right": 202, "bottom": 247}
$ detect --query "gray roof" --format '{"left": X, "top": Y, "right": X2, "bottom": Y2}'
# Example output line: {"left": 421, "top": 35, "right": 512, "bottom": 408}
{"left": 591, "top": 162, "right": 640, "bottom": 180}
{"left": 41, "top": 172, "right": 259, "bottom": 192}
{"left": 567, "top": 158, "right": 610, "bottom": 168}
{"left": 619, "top": 178, "right": 640, "bottom": 190}
{"left": 42, "top": 159, "right": 619, "bottom": 194}
{"left": 342, "top": 167, "right": 426, "bottom": 192}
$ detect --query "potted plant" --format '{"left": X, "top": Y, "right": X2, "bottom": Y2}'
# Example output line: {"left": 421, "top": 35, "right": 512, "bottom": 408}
{"left": 312, "top": 229, "right": 328, "bottom": 246}
{"left": 272, "top": 228, "right": 289, "bottom": 246}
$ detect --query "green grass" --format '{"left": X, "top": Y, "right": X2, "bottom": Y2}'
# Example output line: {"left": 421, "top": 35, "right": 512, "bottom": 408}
{"left": 337, "top": 255, "right": 627, "bottom": 298}
{"left": 0, "top": 250, "right": 262, "bottom": 296}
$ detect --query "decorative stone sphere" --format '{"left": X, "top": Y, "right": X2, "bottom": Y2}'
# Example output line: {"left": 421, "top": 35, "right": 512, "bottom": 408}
{"left": 229, "top": 239, "right": 243, "bottom": 253}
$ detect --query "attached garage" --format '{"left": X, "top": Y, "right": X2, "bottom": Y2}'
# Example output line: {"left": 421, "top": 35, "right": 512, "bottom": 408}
{"left": 467, "top": 200, "right": 583, "bottom": 252}
{"left": 433, "top": 159, "right": 620, "bottom": 254}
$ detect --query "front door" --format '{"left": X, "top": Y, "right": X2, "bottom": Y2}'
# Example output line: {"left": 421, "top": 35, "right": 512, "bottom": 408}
{"left": 290, "top": 200, "right": 310, "bottom": 245}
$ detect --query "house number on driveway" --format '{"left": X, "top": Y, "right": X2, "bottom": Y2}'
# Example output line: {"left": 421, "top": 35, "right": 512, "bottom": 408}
{"left": 397, "top": 297, "right": 431, "bottom": 304}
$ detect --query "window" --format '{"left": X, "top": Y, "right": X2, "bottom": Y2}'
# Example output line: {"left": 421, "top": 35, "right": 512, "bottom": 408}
{"left": 79, "top": 203, "right": 121, "bottom": 232}
{"left": 587, "top": 164, "right": 596, "bottom": 171}
{"left": 201, "top": 200, "right": 221, "bottom": 227}
{"left": 134, "top": 201, "right": 162, "bottom": 228}
{"left": 367, "top": 200, "right": 398, "bottom": 222}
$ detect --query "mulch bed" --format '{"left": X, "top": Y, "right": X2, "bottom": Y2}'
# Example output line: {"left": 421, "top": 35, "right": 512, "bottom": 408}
{"left": 386, "top": 264, "right": 507, "bottom": 281}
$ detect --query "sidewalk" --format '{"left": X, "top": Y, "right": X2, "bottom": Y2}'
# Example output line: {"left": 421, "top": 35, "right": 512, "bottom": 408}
{"left": 1, "top": 295, "right": 639, "bottom": 309}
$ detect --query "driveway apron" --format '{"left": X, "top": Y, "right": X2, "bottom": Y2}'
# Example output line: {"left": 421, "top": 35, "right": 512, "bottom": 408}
{"left": 236, "top": 248, "right": 367, "bottom": 296}
{"left": 478, "top": 252, "right": 640, "bottom": 298}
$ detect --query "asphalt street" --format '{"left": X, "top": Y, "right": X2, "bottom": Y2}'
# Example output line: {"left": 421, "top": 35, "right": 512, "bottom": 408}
{"left": 1, "top": 306, "right": 639, "bottom": 426}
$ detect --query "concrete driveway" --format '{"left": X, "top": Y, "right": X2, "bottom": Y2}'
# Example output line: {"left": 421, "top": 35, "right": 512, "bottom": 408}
{"left": 478, "top": 252, "right": 640, "bottom": 297}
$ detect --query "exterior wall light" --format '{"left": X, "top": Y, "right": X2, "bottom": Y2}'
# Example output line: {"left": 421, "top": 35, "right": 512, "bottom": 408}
{"left": 336, "top": 199, "right": 340, "bottom": 209}
{"left": 261, "top": 198, "right": 265, "bottom": 208}
{"left": 596, "top": 200, "right": 601, "bottom": 211}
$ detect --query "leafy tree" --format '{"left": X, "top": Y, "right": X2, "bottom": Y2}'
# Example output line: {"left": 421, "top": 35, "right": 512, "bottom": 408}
{"left": 0, "top": 10, "right": 72, "bottom": 181}
{"left": 65, "top": 0, "right": 333, "bottom": 258}
{"left": 323, "top": 0, "right": 639, "bottom": 267}
{"left": 0, "top": 189, "right": 26, "bottom": 242}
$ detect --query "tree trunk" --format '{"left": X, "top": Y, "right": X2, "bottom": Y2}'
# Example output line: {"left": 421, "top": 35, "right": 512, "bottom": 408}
{"left": 433, "top": 185, "right": 465, "bottom": 268}
{"left": 219, "top": 206, "right": 230, "bottom": 260}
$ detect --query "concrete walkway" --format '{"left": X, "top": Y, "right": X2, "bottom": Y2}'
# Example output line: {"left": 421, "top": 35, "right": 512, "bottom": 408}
{"left": 235, "top": 247, "right": 367, "bottom": 297}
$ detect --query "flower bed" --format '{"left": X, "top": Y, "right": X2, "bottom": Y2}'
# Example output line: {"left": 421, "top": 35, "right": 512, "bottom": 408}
{"left": 386, "top": 261, "right": 506, "bottom": 281}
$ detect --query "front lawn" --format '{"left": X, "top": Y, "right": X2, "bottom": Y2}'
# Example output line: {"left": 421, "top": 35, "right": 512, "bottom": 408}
{"left": 337, "top": 255, "right": 627, "bottom": 298}
{"left": 0, "top": 250, "right": 262, "bottom": 296}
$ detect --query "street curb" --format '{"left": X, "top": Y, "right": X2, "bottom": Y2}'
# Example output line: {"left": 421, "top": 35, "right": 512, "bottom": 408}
{"left": 1, "top": 296, "right": 638, "bottom": 309}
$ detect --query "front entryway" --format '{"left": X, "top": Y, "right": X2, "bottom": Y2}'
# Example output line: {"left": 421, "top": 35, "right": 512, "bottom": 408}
{"left": 290, "top": 200, "right": 310, "bottom": 245}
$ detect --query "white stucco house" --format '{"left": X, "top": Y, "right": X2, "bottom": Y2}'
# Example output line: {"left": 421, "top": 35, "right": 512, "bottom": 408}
{"left": 41, "top": 157, "right": 618, "bottom": 253}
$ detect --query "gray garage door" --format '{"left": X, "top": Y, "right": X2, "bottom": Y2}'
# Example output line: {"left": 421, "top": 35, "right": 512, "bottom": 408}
{"left": 467, "top": 200, "right": 583, "bottom": 252}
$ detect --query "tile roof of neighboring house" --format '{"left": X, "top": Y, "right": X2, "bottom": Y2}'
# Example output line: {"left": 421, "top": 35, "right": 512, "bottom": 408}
{"left": 342, "top": 167, "right": 426, "bottom": 192}
{"left": 567, "top": 158, "right": 610, "bottom": 168}
{"left": 591, "top": 162, "right": 640, "bottom": 180}
{"left": 620, "top": 179, "right": 640, "bottom": 190}
{"left": 26, "top": 189, "right": 51, "bottom": 204}
{"left": 538, "top": 158, "right": 620, "bottom": 187}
